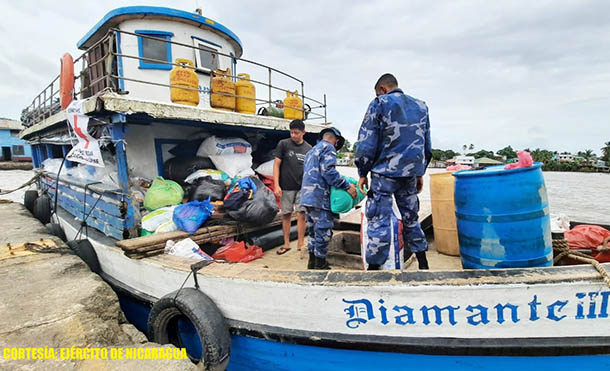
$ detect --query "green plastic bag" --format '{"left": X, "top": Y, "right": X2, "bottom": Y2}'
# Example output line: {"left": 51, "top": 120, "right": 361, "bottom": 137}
{"left": 330, "top": 176, "right": 365, "bottom": 214}
{"left": 143, "top": 177, "right": 184, "bottom": 211}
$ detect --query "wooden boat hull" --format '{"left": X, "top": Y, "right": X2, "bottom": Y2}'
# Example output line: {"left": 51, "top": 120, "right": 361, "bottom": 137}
{"left": 55, "top": 208, "right": 610, "bottom": 368}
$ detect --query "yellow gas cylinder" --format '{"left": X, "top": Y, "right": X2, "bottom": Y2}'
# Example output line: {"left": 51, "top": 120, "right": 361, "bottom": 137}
{"left": 429, "top": 172, "right": 460, "bottom": 256}
{"left": 235, "top": 73, "right": 256, "bottom": 114}
{"left": 169, "top": 58, "right": 199, "bottom": 106}
{"left": 283, "top": 90, "right": 303, "bottom": 120}
{"left": 210, "top": 68, "right": 236, "bottom": 111}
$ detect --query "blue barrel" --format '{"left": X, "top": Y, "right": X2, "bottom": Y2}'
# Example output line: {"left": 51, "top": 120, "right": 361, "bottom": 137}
{"left": 453, "top": 163, "right": 552, "bottom": 269}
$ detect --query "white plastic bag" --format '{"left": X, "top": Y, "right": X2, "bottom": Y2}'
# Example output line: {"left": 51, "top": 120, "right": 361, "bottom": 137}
{"left": 184, "top": 169, "right": 231, "bottom": 186}
{"left": 361, "top": 197, "right": 404, "bottom": 270}
{"left": 235, "top": 167, "right": 255, "bottom": 179}
{"left": 209, "top": 153, "right": 253, "bottom": 178}
{"left": 255, "top": 159, "right": 274, "bottom": 177}
{"left": 142, "top": 206, "right": 176, "bottom": 232}
{"left": 155, "top": 220, "right": 179, "bottom": 234}
{"left": 164, "top": 238, "right": 213, "bottom": 260}
{"left": 197, "top": 136, "right": 252, "bottom": 157}
{"left": 42, "top": 158, "right": 63, "bottom": 174}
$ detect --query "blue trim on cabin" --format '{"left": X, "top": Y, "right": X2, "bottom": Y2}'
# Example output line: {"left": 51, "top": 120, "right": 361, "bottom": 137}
{"left": 191, "top": 35, "right": 222, "bottom": 49}
{"left": 76, "top": 6, "right": 243, "bottom": 57}
{"left": 109, "top": 122, "right": 130, "bottom": 193}
{"left": 153, "top": 138, "right": 185, "bottom": 177}
{"left": 115, "top": 30, "right": 125, "bottom": 91}
{"left": 135, "top": 30, "right": 173, "bottom": 70}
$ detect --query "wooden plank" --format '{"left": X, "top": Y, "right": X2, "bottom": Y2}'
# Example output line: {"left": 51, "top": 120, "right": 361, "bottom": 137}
{"left": 118, "top": 214, "right": 292, "bottom": 254}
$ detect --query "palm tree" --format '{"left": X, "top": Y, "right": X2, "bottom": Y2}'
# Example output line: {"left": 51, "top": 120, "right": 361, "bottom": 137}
{"left": 469, "top": 144, "right": 474, "bottom": 151}
{"left": 601, "top": 141, "right": 610, "bottom": 163}
{"left": 462, "top": 144, "right": 467, "bottom": 155}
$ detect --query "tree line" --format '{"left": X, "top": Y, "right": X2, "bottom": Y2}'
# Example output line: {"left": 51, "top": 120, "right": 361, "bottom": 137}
{"left": 430, "top": 142, "right": 610, "bottom": 171}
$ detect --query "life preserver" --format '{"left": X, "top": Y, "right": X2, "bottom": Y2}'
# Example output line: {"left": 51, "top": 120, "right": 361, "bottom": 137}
{"left": 148, "top": 288, "right": 230, "bottom": 370}
{"left": 59, "top": 53, "right": 74, "bottom": 110}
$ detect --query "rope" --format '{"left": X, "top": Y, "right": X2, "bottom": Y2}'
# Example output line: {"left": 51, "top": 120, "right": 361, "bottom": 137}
{"left": 0, "top": 173, "right": 41, "bottom": 195}
{"left": 553, "top": 238, "right": 610, "bottom": 288}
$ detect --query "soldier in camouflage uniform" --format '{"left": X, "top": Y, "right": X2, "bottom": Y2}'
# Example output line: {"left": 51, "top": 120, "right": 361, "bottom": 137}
{"left": 355, "top": 73, "right": 432, "bottom": 270}
{"left": 300, "top": 128, "right": 357, "bottom": 269}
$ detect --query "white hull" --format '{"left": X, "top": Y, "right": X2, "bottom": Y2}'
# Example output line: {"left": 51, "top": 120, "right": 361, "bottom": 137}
{"left": 57, "top": 209, "right": 610, "bottom": 346}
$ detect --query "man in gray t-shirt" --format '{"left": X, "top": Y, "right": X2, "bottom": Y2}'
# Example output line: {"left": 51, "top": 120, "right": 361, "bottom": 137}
{"left": 273, "top": 120, "right": 312, "bottom": 255}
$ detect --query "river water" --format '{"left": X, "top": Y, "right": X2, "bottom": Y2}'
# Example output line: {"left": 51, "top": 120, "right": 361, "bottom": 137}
{"left": 337, "top": 167, "right": 610, "bottom": 225}
{"left": 1, "top": 169, "right": 608, "bottom": 225}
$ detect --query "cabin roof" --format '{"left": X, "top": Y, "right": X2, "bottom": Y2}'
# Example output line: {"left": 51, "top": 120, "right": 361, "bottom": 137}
{"left": 77, "top": 6, "right": 243, "bottom": 57}
{"left": 0, "top": 119, "right": 23, "bottom": 131}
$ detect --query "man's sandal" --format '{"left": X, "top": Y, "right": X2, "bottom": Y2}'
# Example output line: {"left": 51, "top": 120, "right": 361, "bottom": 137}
{"left": 276, "top": 247, "right": 291, "bottom": 255}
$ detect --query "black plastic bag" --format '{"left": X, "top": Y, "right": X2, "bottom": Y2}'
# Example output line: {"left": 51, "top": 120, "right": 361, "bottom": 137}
{"left": 189, "top": 176, "right": 226, "bottom": 202}
{"left": 227, "top": 177, "right": 279, "bottom": 225}
{"left": 163, "top": 156, "right": 215, "bottom": 185}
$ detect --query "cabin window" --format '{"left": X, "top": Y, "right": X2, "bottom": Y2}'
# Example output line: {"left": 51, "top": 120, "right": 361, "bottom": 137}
{"left": 135, "top": 30, "right": 174, "bottom": 70}
{"left": 12, "top": 145, "right": 24, "bottom": 156}
{"left": 191, "top": 36, "right": 221, "bottom": 73}
{"left": 9, "top": 130, "right": 20, "bottom": 137}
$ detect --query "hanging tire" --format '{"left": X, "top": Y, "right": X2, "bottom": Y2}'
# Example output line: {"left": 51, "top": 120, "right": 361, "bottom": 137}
{"left": 33, "top": 194, "right": 51, "bottom": 225}
{"left": 46, "top": 223, "right": 67, "bottom": 242}
{"left": 67, "top": 239, "right": 101, "bottom": 274}
{"left": 148, "top": 288, "right": 230, "bottom": 370}
{"left": 24, "top": 190, "right": 38, "bottom": 214}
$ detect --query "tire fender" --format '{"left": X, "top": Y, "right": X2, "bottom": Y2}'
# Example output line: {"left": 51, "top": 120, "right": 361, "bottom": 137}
{"left": 33, "top": 194, "right": 51, "bottom": 225}
{"left": 46, "top": 223, "right": 67, "bottom": 242}
{"left": 67, "top": 239, "right": 101, "bottom": 274}
{"left": 148, "top": 288, "right": 230, "bottom": 370}
{"left": 24, "top": 190, "right": 38, "bottom": 214}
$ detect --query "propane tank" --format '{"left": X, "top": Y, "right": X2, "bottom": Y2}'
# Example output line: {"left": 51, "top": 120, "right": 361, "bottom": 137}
{"left": 235, "top": 73, "right": 256, "bottom": 114}
{"left": 210, "top": 68, "right": 236, "bottom": 111}
{"left": 283, "top": 90, "right": 303, "bottom": 120}
{"left": 169, "top": 59, "right": 199, "bottom": 106}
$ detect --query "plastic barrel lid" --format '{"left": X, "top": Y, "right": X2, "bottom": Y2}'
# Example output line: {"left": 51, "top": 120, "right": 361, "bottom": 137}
{"left": 453, "top": 162, "right": 542, "bottom": 178}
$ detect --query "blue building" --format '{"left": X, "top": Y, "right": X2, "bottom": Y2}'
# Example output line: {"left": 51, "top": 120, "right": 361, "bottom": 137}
{"left": 0, "top": 119, "right": 32, "bottom": 161}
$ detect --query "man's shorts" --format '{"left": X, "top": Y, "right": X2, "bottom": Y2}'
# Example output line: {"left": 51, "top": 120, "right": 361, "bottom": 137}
{"left": 281, "top": 190, "right": 306, "bottom": 215}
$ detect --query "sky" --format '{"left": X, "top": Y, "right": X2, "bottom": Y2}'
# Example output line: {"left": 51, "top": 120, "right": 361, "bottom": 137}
{"left": 1, "top": 0, "right": 609, "bottom": 155}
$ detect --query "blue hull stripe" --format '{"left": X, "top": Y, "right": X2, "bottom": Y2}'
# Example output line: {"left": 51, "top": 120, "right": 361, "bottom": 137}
{"left": 228, "top": 335, "right": 610, "bottom": 371}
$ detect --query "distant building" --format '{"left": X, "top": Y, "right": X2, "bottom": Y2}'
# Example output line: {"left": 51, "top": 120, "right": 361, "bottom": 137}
{"left": 455, "top": 156, "right": 475, "bottom": 166}
{"left": 0, "top": 119, "right": 32, "bottom": 162}
{"left": 475, "top": 157, "right": 503, "bottom": 167}
{"left": 557, "top": 154, "right": 574, "bottom": 162}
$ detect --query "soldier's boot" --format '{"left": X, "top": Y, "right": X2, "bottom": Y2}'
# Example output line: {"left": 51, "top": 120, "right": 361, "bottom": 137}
{"left": 314, "top": 256, "right": 331, "bottom": 270}
{"left": 307, "top": 252, "right": 316, "bottom": 269}
{"left": 416, "top": 251, "right": 429, "bottom": 270}
{"left": 367, "top": 264, "right": 380, "bottom": 271}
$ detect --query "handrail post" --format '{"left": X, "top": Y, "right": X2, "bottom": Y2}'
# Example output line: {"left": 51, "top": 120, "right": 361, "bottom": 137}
{"left": 324, "top": 94, "right": 327, "bottom": 124}
{"left": 300, "top": 81, "right": 305, "bottom": 119}
{"left": 268, "top": 68, "right": 272, "bottom": 106}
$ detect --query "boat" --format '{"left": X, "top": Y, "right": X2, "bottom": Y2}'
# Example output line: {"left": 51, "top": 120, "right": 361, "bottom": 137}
{"left": 19, "top": 6, "right": 610, "bottom": 370}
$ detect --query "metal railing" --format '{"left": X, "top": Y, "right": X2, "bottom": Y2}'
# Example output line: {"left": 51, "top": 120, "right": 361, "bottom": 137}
{"left": 22, "top": 29, "right": 328, "bottom": 127}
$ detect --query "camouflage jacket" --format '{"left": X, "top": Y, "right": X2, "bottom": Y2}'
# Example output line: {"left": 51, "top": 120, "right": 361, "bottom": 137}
{"left": 300, "top": 140, "right": 350, "bottom": 210}
{"left": 355, "top": 88, "right": 432, "bottom": 178}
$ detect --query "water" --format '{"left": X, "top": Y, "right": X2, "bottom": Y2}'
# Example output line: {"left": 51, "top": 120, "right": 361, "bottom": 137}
{"left": 1, "top": 168, "right": 608, "bottom": 225}
{"left": 338, "top": 167, "right": 610, "bottom": 225}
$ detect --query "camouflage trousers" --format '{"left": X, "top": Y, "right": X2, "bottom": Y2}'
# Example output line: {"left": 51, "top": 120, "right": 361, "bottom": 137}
{"left": 305, "top": 207, "right": 334, "bottom": 258}
{"left": 365, "top": 173, "right": 428, "bottom": 266}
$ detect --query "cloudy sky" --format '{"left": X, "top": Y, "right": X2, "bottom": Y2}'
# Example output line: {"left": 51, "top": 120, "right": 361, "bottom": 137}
{"left": 1, "top": 0, "right": 608, "bottom": 155}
